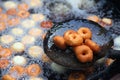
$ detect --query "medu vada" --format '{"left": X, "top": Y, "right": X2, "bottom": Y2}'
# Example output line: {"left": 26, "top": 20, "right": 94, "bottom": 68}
{"left": 26, "top": 64, "right": 42, "bottom": 77}
{"left": 7, "top": 18, "right": 20, "bottom": 26}
{"left": 6, "top": 8, "right": 17, "bottom": 16}
{"left": 0, "top": 13, "right": 8, "bottom": 21}
{"left": 73, "top": 45, "right": 93, "bottom": 63}
{"left": 18, "top": 3, "right": 29, "bottom": 11}
{"left": 102, "top": 18, "right": 112, "bottom": 25}
{"left": 0, "top": 48, "right": 12, "bottom": 58}
{"left": 40, "top": 20, "right": 53, "bottom": 28}
{"left": 17, "top": 10, "right": 30, "bottom": 18}
{"left": 9, "top": 66, "right": 25, "bottom": 76}
{"left": 87, "top": 15, "right": 100, "bottom": 23}
{"left": 85, "top": 39, "right": 100, "bottom": 53}
{"left": 2, "top": 74, "right": 16, "bottom": 80}
{"left": 53, "top": 36, "right": 66, "bottom": 50}
{"left": 0, "top": 59, "right": 9, "bottom": 69}
{"left": 77, "top": 27, "right": 92, "bottom": 39}
{"left": 64, "top": 30, "right": 83, "bottom": 46}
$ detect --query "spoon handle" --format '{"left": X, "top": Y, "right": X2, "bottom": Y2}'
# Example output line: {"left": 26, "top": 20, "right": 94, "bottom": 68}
{"left": 89, "top": 60, "right": 120, "bottom": 80}
{"left": 107, "top": 49, "right": 120, "bottom": 60}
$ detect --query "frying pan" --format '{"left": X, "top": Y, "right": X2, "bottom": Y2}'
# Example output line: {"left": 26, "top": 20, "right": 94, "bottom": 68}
{"left": 43, "top": 19, "right": 120, "bottom": 70}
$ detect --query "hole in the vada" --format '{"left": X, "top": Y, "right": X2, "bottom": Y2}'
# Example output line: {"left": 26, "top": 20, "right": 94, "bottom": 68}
{"left": 73, "top": 36, "right": 76, "bottom": 39}
{"left": 21, "top": 13, "right": 25, "bottom": 16}
{"left": 83, "top": 31, "right": 87, "bottom": 34}
{"left": 31, "top": 68, "right": 36, "bottom": 72}
{"left": 82, "top": 52, "right": 87, "bottom": 55}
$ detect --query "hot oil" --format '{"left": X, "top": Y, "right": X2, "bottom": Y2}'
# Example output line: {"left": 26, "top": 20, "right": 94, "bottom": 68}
{"left": 43, "top": 0, "right": 108, "bottom": 22}
{"left": 0, "top": 0, "right": 47, "bottom": 79}
{"left": 0, "top": 0, "right": 120, "bottom": 80}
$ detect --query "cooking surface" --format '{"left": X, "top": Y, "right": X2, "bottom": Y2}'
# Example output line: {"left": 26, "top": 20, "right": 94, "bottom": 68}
{"left": 0, "top": 0, "right": 120, "bottom": 80}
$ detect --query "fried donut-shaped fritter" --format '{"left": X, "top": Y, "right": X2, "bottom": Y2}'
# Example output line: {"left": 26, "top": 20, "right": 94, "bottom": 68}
{"left": 26, "top": 64, "right": 42, "bottom": 77}
{"left": 9, "top": 66, "right": 25, "bottom": 76}
{"left": 18, "top": 3, "right": 29, "bottom": 11}
{"left": 85, "top": 39, "right": 100, "bottom": 53}
{"left": 87, "top": 15, "right": 100, "bottom": 23}
{"left": 53, "top": 36, "right": 66, "bottom": 50}
{"left": 77, "top": 27, "right": 92, "bottom": 39}
{"left": 64, "top": 30, "right": 83, "bottom": 46}
{"left": 2, "top": 74, "right": 16, "bottom": 80}
{"left": 0, "top": 59, "right": 9, "bottom": 69}
{"left": 17, "top": 10, "right": 30, "bottom": 18}
{"left": 73, "top": 45, "right": 93, "bottom": 63}
{"left": 0, "top": 48, "right": 12, "bottom": 58}
{"left": 6, "top": 8, "right": 17, "bottom": 15}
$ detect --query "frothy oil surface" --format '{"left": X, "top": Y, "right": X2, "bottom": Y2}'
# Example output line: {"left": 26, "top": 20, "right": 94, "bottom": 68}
{"left": 0, "top": 0, "right": 119, "bottom": 80}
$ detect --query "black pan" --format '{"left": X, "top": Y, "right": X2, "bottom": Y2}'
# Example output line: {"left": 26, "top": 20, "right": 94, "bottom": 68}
{"left": 43, "top": 19, "right": 119, "bottom": 70}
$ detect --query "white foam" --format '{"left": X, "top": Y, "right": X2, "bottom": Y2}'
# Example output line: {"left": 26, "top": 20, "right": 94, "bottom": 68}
{"left": 66, "top": 0, "right": 95, "bottom": 10}
{"left": 21, "top": 19, "right": 36, "bottom": 29}
{"left": 22, "top": 0, "right": 43, "bottom": 8}
{"left": 66, "top": 0, "right": 83, "bottom": 9}
{"left": 51, "top": 62, "right": 66, "bottom": 74}
{"left": 113, "top": 36, "right": 120, "bottom": 50}
{"left": 3, "top": 1, "right": 18, "bottom": 10}
{"left": 28, "top": 46, "right": 44, "bottom": 59}
{"left": 12, "top": 55, "right": 27, "bottom": 66}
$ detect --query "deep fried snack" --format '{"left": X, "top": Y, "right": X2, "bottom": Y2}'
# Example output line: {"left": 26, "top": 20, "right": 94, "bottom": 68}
{"left": 102, "top": 18, "right": 112, "bottom": 25}
{"left": 40, "top": 21, "right": 53, "bottom": 28}
{"left": 17, "top": 10, "right": 30, "bottom": 18}
{"left": 9, "top": 66, "right": 25, "bottom": 76}
{"left": 73, "top": 45, "right": 93, "bottom": 63}
{"left": 0, "top": 59, "right": 9, "bottom": 69}
{"left": 0, "top": 48, "right": 12, "bottom": 58}
{"left": 2, "top": 74, "right": 16, "bottom": 80}
{"left": 87, "top": 15, "right": 100, "bottom": 23}
{"left": 77, "top": 27, "right": 92, "bottom": 39}
{"left": 28, "top": 28, "right": 42, "bottom": 37}
{"left": 64, "top": 30, "right": 83, "bottom": 46}
{"left": 0, "top": 13, "right": 8, "bottom": 21}
{"left": 53, "top": 36, "right": 66, "bottom": 50}
{"left": 6, "top": 8, "right": 17, "bottom": 15}
{"left": 85, "top": 39, "right": 100, "bottom": 53}
{"left": 26, "top": 64, "right": 42, "bottom": 77}
{"left": 18, "top": 3, "right": 29, "bottom": 11}
{"left": 7, "top": 18, "right": 20, "bottom": 26}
